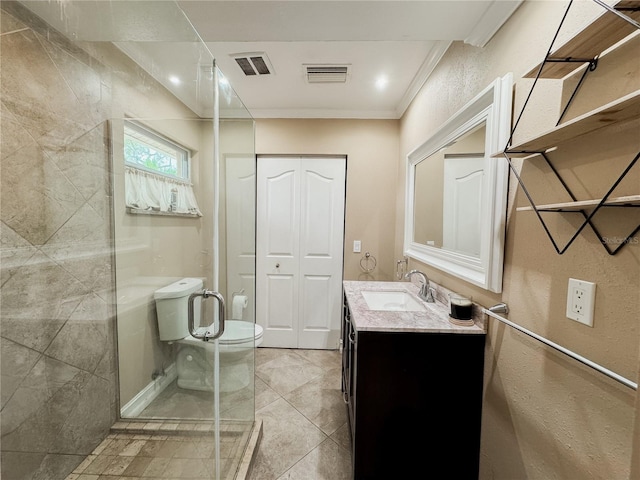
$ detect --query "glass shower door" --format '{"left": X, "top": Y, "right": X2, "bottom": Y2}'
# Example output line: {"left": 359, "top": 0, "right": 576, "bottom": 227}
{"left": 1, "top": 1, "right": 256, "bottom": 479}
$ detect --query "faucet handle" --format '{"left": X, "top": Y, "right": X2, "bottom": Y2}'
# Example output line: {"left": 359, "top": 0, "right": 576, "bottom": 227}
{"left": 425, "top": 286, "right": 435, "bottom": 303}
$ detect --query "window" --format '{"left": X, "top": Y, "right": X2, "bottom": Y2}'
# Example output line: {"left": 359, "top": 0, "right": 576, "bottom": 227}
{"left": 123, "top": 120, "right": 201, "bottom": 216}
{"left": 124, "top": 120, "right": 189, "bottom": 180}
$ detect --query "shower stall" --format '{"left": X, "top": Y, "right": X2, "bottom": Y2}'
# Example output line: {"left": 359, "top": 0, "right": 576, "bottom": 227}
{"left": 0, "top": 1, "right": 257, "bottom": 479}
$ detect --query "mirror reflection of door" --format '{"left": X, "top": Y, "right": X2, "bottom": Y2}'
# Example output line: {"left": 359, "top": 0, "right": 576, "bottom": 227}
{"left": 442, "top": 155, "right": 484, "bottom": 256}
{"left": 412, "top": 123, "right": 486, "bottom": 257}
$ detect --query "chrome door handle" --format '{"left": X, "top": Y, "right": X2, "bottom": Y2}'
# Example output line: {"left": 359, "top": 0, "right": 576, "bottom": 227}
{"left": 188, "top": 289, "right": 226, "bottom": 341}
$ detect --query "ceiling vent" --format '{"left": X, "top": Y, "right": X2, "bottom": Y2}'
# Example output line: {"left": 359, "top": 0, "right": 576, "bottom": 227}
{"left": 305, "top": 64, "right": 350, "bottom": 84}
{"left": 231, "top": 52, "right": 273, "bottom": 76}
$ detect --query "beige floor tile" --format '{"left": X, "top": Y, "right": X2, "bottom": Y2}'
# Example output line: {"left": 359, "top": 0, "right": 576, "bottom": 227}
{"left": 256, "top": 351, "right": 325, "bottom": 396}
{"left": 276, "top": 438, "right": 352, "bottom": 480}
{"left": 249, "top": 398, "right": 327, "bottom": 479}
{"left": 66, "top": 348, "right": 350, "bottom": 480}
{"left": 122, "top": 456, "right": 153, "bottom": 476}
{"left": 284, "top": 366, "right": 348, "bottom": 435}
{"left": 102, "top": 456, "right": 134, "bottom": 476}
{"left": 82, "top": 454, "right": 115, "bottom": 475}
{"left": 119, "top": 439, "right": 147, "bottom": 456}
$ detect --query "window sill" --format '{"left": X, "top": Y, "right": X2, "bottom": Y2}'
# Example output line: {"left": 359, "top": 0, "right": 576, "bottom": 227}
{"left": 126, "top": 207, "right": 201, "bottom": 218}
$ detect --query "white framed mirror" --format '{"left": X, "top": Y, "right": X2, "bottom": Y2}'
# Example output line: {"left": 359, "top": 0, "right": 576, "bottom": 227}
{"left": 404, "top": 74, "right": 513, "bottom": 293}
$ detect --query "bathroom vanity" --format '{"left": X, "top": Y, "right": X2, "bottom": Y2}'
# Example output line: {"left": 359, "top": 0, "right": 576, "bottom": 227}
{"left": 342, "top": 280, "right": 486, "bottom": 479}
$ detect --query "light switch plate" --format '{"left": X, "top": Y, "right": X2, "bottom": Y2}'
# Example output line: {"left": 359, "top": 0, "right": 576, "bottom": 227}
{"left": 353, "top": 240, "right": 361, "bottom": 253}
{"left": 566, "top": 278, "right": 596, "bottom": 327}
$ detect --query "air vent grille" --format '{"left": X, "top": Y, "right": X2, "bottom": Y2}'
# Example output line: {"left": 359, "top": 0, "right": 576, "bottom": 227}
{"left": 305, "top": 65, "right": 349, "bottom": 83}
{"left": 231, "top": 52, "right": 273, "bottom": 76}
{"left": 250, "top": 56, "right": 270, "bottom": 75}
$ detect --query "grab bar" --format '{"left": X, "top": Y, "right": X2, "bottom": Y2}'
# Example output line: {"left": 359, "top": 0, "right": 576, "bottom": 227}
{"left": 484, "top": 306, "right": 637, "bottom": 391}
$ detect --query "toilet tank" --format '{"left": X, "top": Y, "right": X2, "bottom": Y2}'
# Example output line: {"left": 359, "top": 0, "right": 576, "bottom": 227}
{"left": 154, "top": 278, "right": 203, "bottom": 341}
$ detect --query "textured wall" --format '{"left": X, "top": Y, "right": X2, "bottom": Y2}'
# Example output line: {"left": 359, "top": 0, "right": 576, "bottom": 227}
{"left": 397, "top": 1, "right": 640, "bottom": 479}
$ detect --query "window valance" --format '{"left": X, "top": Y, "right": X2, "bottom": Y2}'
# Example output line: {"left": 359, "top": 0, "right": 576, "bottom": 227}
{"left": 125, "top": 166, "right": 202, "bottom": 216}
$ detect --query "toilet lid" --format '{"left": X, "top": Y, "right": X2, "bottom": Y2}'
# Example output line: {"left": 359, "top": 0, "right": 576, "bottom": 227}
{"left": 220, "top": 320, "right": 263, "bottom": 345}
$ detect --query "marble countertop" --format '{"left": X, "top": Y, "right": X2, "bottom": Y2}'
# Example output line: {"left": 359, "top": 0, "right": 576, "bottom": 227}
{"left": 343, "top": 280, "right": 486, "bottom": 334}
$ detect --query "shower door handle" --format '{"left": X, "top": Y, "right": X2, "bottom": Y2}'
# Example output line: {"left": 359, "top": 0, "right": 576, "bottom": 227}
{"left": 188, "top": 290, "right": 226, "bottom": 342}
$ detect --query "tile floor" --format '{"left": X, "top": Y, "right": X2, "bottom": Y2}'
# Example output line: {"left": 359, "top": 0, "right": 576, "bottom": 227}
{"left": 65, "top": 348, "right": 353, "bottom": 480}
{"left": 249, "top": 347, "right": 352, "bottom": 480}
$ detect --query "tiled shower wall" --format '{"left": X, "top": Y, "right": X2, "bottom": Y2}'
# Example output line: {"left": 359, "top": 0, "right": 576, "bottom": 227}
{"left": 0, "top": 3, "right": 117, "bottom": 478}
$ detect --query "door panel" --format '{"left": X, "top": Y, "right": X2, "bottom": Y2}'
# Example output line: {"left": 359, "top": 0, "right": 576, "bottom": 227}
{"left": 265, "top": 170, "right": 298, "bottom": 255}
{"left": 266, "top": 274, "right": 297, "bottom": 331}
{"left": 226, "top": 156, "right": 256, "bottom": 321}
{"left": 301, "top": 274, "right": 332, "bottom": 330}
{"left": 298, "top": 158, "right": 345, "bottom": 348}
{"left": 302, "top": 170, "right": 333, "bottom": 255}
{"left": 257, "top": 158, "right": 300, "bottom": 346}
{"left": 257, "top": 156, "right": 345, "bottom": 349}
{"left": 443, "top": 157, "right": 483, "bottom": 257}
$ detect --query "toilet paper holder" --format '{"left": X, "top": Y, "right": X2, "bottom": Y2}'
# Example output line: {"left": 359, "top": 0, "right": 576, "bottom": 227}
{"left": 231, "top": 289, "right": 249, "bottom": 320}
{"left": 232, "top": 288, "right": 245, "bottom": 299}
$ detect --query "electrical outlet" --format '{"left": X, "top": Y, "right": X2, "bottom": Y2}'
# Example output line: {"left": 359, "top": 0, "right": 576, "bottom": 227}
{"left": 566, "top": 278, "right": 596, "bottom": 327}
{"left": 353, "top": 240, "right": 361, "bottom": 253}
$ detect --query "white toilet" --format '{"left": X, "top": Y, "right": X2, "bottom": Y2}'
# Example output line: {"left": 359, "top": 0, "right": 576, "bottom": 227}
{"left": 154, "top": 278, "right": 263, "bottom": 393}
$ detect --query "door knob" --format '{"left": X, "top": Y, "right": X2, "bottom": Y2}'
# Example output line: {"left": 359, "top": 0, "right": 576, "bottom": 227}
{"left": 276, "top": 263, "right": 280, "bottom": 268}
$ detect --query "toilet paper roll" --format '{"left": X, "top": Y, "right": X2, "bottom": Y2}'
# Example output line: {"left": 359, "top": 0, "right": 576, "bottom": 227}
{"left": 232, "top": 294, "right": 248, "bottom": 319}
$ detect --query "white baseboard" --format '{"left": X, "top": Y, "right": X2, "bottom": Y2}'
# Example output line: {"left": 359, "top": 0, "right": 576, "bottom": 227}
{"left": 120, "top": 362, "right": 177, "bottom": 418}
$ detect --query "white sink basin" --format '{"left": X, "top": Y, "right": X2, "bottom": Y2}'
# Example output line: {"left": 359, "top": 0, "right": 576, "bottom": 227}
{"left": 361, "top": 290, "right": 426, "bottom": 312}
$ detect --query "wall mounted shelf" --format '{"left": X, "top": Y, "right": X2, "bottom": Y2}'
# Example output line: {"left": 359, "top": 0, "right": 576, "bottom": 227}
{"left": 516, "top": 194, "right": 640, "bottom": 212}
{"left": 523, "top": 0, "right": 640, "bottom": 79}
{"left": 500, "top": 0, "right": 640, "bottom": 256}
{"left": 496, "top": 90, "right": 640, "bottom": 158}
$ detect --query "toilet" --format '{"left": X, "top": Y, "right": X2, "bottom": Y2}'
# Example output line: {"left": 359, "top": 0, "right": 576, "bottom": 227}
{"left": 154, "top": 278, "right": 263, "bottom": 393}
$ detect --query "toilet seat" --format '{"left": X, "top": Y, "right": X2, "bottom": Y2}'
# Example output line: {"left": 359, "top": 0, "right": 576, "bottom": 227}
{"left": 176, "top": 320, "right": 263, "bottom": 347}
{"left": 220, "top": 320, "right": 263, "bottom": 345}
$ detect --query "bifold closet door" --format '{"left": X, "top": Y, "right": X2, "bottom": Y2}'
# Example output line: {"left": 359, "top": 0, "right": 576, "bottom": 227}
{"left": 257, "top": 156, "right": 346, "bottom": 349}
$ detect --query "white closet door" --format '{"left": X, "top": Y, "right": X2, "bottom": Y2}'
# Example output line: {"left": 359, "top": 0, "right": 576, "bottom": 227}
{"left": 225, "top": 155, "right": 256, "bottom": 322}
{"left": 298, "top": 157, "right": 346, "bottom": 349}
{"left": 257, "top": 156, "right": 346, "bottom": 349}
{"left": 257, "top": 157, "right": 300, "bottom": 347}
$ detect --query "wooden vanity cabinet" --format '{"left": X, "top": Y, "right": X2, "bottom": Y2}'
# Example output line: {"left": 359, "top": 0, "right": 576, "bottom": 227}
{"left": 342, "top": 296, "right": 486, "bottom": 479}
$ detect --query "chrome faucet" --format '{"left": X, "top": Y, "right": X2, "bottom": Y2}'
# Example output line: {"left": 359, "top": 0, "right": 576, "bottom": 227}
{"left": 404, "top": 269, "right": 435, "bottom": 302}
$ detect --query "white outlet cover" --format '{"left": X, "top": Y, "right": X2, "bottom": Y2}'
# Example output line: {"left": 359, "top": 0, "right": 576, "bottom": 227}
{"left": 566, "top": 278, "right": 596, "bottom": 327}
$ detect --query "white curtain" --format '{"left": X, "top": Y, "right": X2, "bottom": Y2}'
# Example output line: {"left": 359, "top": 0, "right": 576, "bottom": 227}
{"left": 125, "top": 166, "right": 202, "bottom": 216}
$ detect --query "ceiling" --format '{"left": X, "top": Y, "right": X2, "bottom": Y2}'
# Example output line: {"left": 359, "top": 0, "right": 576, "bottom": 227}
{"left": 177, "top": 1, "right": 523, "bottom": 119}
{"left": 20, "top": 0, "right": 523, "bottom": 120}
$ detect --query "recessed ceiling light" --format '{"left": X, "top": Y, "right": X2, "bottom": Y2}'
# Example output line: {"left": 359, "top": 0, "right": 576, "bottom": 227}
{"left": 169, "top": 75, "right": 181, "bottom": 85}
{"left": 375, "top": 75, "right": 389, "bottom": 91}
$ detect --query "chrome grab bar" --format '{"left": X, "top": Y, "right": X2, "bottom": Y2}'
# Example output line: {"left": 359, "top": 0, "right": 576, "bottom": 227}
{"left": 188, "top": 289, "right": 226, "bottom": 341}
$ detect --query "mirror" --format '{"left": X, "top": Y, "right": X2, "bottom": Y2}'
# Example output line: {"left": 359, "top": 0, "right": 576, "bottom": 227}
{"left": 404, "top": 74, "right": 513, "bottom": 293}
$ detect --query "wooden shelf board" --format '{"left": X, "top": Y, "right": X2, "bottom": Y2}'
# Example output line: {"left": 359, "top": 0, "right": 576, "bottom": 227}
{"left": 505, "top": 89, "right": 640, "bottom": 155}
{"left": 516, "top": 195, "right": 640, "bottom": 212}
{"left": 524, "top": 1, "right": 640, "bottom": 79}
